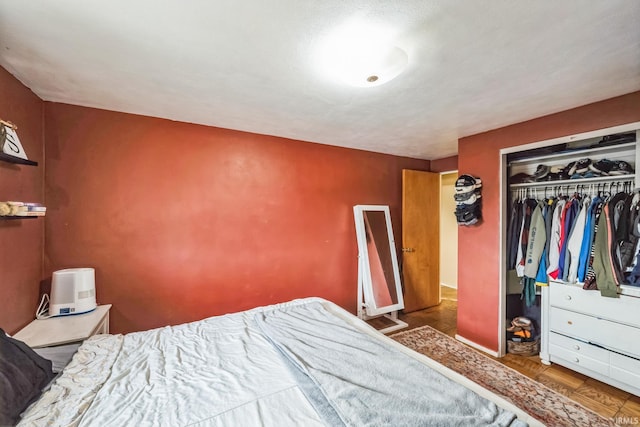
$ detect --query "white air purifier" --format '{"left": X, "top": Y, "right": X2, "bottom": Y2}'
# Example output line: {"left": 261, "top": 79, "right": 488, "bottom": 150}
{"left": 49, "top": 268, "right": 97, "bottom": 316}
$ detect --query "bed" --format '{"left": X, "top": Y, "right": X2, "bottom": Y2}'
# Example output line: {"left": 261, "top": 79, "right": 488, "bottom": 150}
{"left": 5, "top": 298, "right": 538, "bottom": 426}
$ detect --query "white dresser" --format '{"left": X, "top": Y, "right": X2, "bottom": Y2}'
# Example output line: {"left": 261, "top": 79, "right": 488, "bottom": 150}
{"left": 540, "top": 282, "right": 640, "bottom": 396}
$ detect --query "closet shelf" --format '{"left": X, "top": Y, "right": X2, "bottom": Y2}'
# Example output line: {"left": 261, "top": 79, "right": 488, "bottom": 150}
{"left": 509, "top": 174, "right": 635, "bottom": 189}
{"left": 507, "top": 141, "right": 636, "bottom": 167}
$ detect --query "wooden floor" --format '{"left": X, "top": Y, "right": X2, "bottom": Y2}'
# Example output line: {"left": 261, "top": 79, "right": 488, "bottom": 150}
{"left": 398, "top": 286, "right": 640, "bottom": 423}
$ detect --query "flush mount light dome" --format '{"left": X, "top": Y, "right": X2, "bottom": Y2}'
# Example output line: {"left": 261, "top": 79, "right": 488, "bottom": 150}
{"left": 316, "top": 21, "right": 409, "bottom": 88}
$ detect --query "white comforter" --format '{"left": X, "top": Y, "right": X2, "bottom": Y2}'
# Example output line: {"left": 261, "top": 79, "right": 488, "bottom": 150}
{"left": 19, "top": 298, "right": 537, "bottom": 426}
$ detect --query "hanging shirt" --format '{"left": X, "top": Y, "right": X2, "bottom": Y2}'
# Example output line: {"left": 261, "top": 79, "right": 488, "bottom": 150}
{"left": 577, "top": 196, "right": 601, "bottom": 282}
{"left": 565, "top": 197, "right": 590, "bottom": 283}
{"left": 557, "top": 198, "right": 579, "bottom": 279}
{"left": 547, "top": 199, "right": 567, "bottom": 278}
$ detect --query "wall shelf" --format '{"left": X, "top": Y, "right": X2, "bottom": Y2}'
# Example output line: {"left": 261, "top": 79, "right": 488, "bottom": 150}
{"left": 0, "top": 152, "right": 38, "bottom": 166}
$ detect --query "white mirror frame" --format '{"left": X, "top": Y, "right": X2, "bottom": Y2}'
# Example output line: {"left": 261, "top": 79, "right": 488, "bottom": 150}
{"left": 353, "top": 205, "right": 407, "bottom": 333}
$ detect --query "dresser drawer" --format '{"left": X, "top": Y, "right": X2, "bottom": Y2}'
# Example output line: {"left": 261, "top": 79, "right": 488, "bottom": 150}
{"left": 549, "top": 343, "right": 609, "bottom": 376}
{"left": 610, "top": 353, "right": 640, "bottom": 391}
{"left": 549, "top": 332, "right": 609, "bottom": 363}
{"left": 549, "top": 281, "right": 640, "bottom": 328}
{"left": 549, "top": 307, "right": 640, "bottom": 357}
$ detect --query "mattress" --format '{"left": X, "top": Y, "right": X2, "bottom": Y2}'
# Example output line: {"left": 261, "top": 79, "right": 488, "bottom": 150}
{"left": 19, "top": 298, "right": 538, "bottom": 426}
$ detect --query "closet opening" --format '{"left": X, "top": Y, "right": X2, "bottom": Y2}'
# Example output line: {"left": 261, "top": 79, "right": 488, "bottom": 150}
{"left": 499, "top": 123, "right": 640, "bottom": 357}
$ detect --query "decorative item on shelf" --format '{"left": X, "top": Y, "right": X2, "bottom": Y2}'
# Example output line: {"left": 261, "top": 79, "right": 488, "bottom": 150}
{"left": 0, "top": 201, "right": 46, "bottom": 219}
{"left": 0, "top": 119, "right": 37, "bottom": 166}
{"left": 454, "top": 174, "right": 482, "bottom": 226}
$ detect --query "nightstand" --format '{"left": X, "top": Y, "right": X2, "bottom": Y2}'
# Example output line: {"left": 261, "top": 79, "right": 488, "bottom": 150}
{"left": 14, "top": 304, "right": 112, "bottom": 348}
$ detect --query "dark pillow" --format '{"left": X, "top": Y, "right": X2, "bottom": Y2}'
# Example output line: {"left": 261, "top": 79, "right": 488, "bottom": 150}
{"left": 0, "top": 328, "right": 56, "bottom": 426}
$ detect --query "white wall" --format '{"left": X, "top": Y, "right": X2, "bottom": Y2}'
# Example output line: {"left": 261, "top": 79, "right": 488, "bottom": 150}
{"left": 440, "top": 172, "right": 458, "bottom": 288}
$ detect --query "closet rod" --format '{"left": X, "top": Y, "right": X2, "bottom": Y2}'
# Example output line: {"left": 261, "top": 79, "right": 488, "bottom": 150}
{"left": 509, "top": 175, "right": 635, "bottom": 189}
{"left": 511, "top": 180, "right": 635, "bottom": 199}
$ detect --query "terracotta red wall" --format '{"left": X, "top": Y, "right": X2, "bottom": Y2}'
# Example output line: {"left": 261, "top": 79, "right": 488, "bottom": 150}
{"left": 44, "top": 103, "right": 430, "bottom": 333}
{"left": 0, "top": 67, "right": 45, "bottom": 334}
{"left": 457, "top": 91, "right": 640, "bottom": 352}
{"left": 430, "top": 155, "right": 458, "bottom": 173}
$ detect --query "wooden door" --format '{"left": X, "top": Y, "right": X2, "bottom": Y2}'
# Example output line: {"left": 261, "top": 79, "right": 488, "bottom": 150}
{"left": 402, "top": 169, "right": 440, "bottom": 312}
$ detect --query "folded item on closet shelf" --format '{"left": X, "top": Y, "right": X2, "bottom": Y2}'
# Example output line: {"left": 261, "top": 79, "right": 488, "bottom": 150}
{"left": 609, "top": 160, "right": 634, "bottom": 175}
{"left": 595, "top": 132, "right": 636, "bottom": 147}
{"left": 454, "top": 174, "right": 482, "bottom": 194}
{"left": 570, "top": 171, "right": 600, "bottom": 180}
{"left": 588, "top": 159, "right": 634, "bottom": 175}
{"left": 569, "top": 158, "right": 591, "bottom": 175}
{"left": 509, "top": 173, "right": 534, "bottom": 184}
{"left": 533, "top": 165, "right": 549, "bottom": 180}
{"left": 589, "top": 159, "right": 616, "bottom": 175}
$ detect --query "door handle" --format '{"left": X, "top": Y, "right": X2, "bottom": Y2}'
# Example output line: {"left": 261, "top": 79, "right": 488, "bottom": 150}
{"left": 402, "top": 248, "right": 415, "bottom": 253}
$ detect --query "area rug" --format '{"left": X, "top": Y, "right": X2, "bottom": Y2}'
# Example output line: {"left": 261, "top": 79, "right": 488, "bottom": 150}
{"left": 391, "top": 326, "right": 617, "bottom": 427}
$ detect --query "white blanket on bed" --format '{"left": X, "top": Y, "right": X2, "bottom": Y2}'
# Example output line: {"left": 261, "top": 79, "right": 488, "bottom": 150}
{"left": 19, "top": 298, "right": 530, "bottom": 426}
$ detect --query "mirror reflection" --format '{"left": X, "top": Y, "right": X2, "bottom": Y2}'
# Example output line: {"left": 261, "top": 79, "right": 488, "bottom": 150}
{"left": 363, "top": 211, "right": 399, "bottom": 307}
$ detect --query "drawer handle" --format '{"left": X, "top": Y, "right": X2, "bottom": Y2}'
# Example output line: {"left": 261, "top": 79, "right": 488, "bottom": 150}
{"left": 574, "top": 345, "right": 580, "bottom": 351}
{"left": 567, "top": 321, "right": 573, "bottom": 325}
{"left": 564, "top": 295, "right": 572, "bottom": 300}
{"left": 574, "top": 357, "right": 579, "bottom": 363}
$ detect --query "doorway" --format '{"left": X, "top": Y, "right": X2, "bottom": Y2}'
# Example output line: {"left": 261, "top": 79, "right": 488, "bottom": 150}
{"left": 440, "top": 171, "right": 458, "bottom": 297}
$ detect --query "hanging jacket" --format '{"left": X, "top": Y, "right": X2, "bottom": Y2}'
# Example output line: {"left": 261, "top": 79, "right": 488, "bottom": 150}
{"left": 607, "top": 192, "right": 629, "bottom": 284}
{"left": 547, "top": 199, "right": 566, "bottom": 278}
{"left": 507, "top": 199, "right": 523, "bottom": 270}
{"left": 557, "top": 198, "right": 579, "bottom": 279}
{"left": 577, "top": 197, "right": 601, "bottom": 282}
{"left": 565, "top": 197, "right": 590, "bottom": 283}
{"left": 593, "top": 204, "right": 619, "bottom": 298}
{"left": 524, "top": 202, "right": 547, "bottom": 279}
{"left": 584, "top": 200, "right": 604, "bottom": 291}
{"left": 516, "top": 199, "right": 537, "bottom": 277}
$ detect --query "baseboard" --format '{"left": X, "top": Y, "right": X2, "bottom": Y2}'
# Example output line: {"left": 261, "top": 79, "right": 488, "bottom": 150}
{"left": 455, "top": 334, "right": 500, "bottom": 358}
{"left": 440, "top": 282, "right": 457, "bottom": 289}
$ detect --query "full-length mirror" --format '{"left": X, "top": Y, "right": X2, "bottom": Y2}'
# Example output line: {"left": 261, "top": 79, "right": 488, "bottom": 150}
{"left": 354, "top": 205, "right": 406, "bottom": 333}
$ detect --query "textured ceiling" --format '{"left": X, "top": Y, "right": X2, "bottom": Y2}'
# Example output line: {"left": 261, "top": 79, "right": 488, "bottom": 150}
{"left": 0, "top": 1, "right": 639, "bottom": 160}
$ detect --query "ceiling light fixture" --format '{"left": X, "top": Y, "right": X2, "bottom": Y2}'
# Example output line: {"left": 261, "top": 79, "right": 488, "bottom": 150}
{"left": 316, "top": 21, "right": 409, "bottom": 88}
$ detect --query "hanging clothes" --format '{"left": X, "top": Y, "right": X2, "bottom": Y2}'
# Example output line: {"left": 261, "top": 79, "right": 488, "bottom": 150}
{"left": 577, "top": 196, "right": 601, "bottom": 282}
{"left": 565, "top": 197, "right": 590, "bottom": 283}
{"left": 593, "top": 203, "right": 619, "bottom": 298}
{"left": 506, "top": 184, "right": 638, "bottom": 297}
{"left": 516, "top": 198, "right": 537, "bottom": 277}
{"left": 506, "top": 199, "right": 523, "bottom": 270}
{"left": 547, "top": 199, "right": 567, "bottom": 279}
{"left": 557, "top": 197, "right": 580, "bottom": 279}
